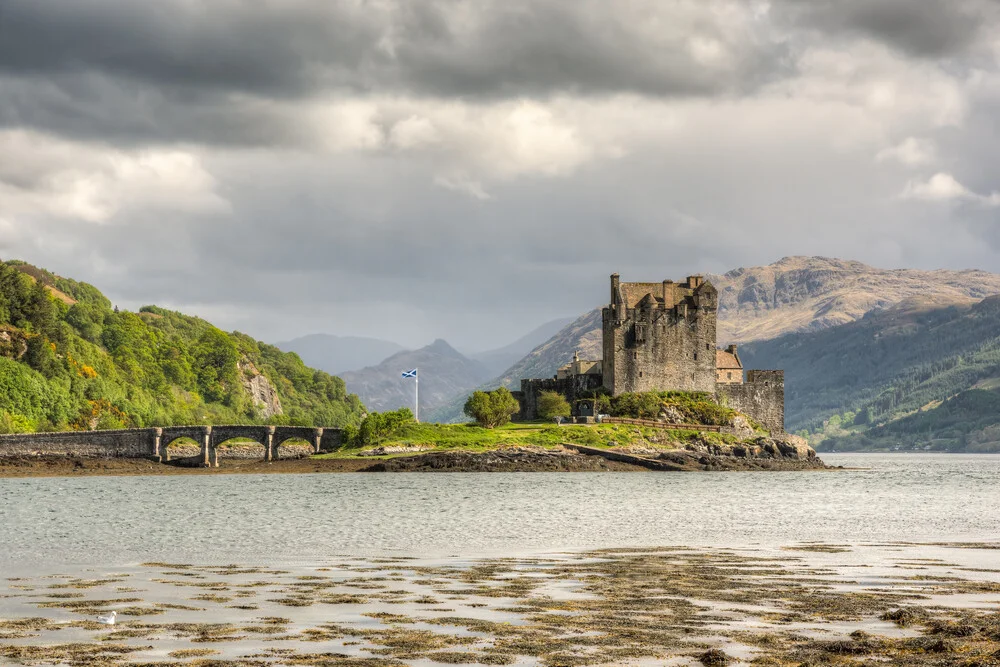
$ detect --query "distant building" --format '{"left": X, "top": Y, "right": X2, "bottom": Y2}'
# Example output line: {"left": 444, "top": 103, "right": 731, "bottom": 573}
{"left": 515, "top": 273, "right": 785, "bottom": 433}
{"left": 716, "top": 345, "right": 743, "bottom": 384}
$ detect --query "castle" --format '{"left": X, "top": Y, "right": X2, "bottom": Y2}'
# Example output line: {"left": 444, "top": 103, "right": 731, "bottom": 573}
{"left": 514, "top": 274, "right": 785, "bottom": 433}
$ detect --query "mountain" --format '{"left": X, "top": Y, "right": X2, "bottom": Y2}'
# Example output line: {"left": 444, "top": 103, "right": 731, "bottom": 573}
{"left": 739, "top": 295, "right": 1000, "bottom": 452}
{"left": 709, "top": 256, "right": 1000, "bottom": 343}
{"left": 274, "top": 334, "right": 406, "bottom": 374}
{"left": 469, "top": 317, "right": 576, "bottom": 377}
{"left": 428, "top": 257, "right": 1000, "bottom": 424}
{"left": 340, "top": 339, "right": 492, "bottom": 415}
{"left": 0, "top": 260, "right": 365, "bottom": 433}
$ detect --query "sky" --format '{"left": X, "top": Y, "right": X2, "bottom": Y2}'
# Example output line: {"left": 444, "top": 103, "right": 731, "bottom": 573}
{"left": 2, "top": 0, "right": 1000, "bottom": 351}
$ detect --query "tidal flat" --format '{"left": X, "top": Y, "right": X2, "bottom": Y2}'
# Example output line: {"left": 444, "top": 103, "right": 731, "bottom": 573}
{"left": 1, "top": 543, "right": 998, "bottom": 666}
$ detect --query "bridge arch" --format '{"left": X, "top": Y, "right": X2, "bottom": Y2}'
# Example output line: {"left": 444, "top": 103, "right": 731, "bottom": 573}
{"left": 273, "top": 426, "right": 324, "bottom": 458}
{"left": 210, "top": 425, "right": 273, "bottom": 462}
{"left": 158, "top": 426, "right": 213, "bottom": 466}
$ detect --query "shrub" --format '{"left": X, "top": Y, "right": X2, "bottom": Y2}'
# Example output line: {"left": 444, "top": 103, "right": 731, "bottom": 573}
{"left": 464, "top": 387, "right": 519, "bottom": 429}
{"left": 357, "top": 408, "right": 414, "bottom": 446}
{"left": 537, "top": 391, "right": 571, "bottom": 420}
{"left": 609, "top": 390, "right": 735, "bottom": 425}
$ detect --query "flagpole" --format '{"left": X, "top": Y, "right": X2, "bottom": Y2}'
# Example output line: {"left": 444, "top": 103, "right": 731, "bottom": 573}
{"left": 415, "top": 368, "right": 419, "bottom": 423}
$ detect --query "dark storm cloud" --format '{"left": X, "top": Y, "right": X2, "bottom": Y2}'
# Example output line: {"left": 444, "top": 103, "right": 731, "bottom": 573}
{"left": 0, "top": 1, "right": 788, "bottom": 117}
{"left": 775, "top": 0, "right": 990, "bottom": 58}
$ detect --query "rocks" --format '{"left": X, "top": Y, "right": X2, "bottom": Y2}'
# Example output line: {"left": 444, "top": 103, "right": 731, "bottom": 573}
{"left": 238, "top": 359, "right": 283, "bottom": 419}
{"left": 698, "top": 648, "right": 732, "bottom": 666}
{"left": 358, "top": 444, "right": 435, "bottom": 457}
{"left": 726, "top": 414, "right": 756, "bottom": 440}
{"left": 659, "top": 406, "right": 687, "bottom": 423}
{"left": 359, "top": 450, "right": 642, "bottom": 472}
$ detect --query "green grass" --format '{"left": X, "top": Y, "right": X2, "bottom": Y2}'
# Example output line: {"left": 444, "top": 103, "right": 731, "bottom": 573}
{"left": 315, "top": 421, "right": 735, "bottom": 459}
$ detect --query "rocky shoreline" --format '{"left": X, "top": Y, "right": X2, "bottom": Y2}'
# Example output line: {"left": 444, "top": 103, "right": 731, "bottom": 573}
{"left": 0, "top": 435, "right": 826, "bottom": 477}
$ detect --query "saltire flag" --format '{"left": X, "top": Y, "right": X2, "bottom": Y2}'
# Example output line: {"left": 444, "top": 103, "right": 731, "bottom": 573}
{"left": 402, "top": 369, "right": 417, "bottom": 378}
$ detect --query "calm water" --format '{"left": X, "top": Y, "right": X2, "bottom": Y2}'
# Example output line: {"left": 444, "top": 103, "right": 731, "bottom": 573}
{"left": 0, "top": 453, "right": 997, "bottom": 573}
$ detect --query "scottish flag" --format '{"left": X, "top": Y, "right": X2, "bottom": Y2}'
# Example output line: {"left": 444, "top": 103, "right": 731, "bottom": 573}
{"left": 402, "top": 369, "right": 418, "bottom": 378}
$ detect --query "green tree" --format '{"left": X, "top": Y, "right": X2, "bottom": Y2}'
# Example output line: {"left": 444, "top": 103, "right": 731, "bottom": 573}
{"left": 537, "top": 390, "right": 571, "bottom": 420}
{"left": 357, "top": 408, "right": 414, "bottom": 445}
{"left": 464, "top": 387, "right": 519, "bottom": 428}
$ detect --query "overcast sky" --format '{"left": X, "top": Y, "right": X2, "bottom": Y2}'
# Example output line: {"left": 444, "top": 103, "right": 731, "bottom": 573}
{"left": 2, "top": 0, "right": 1000, "bottom": 350}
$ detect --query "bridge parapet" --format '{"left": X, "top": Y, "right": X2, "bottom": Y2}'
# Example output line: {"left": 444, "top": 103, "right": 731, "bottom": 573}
{"left": 0, "top": 425, "right": 345, "bottom": 467}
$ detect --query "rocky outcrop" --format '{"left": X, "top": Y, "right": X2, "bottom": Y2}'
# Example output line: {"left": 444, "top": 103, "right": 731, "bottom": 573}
{"left": 0, "top": 325, "right": 29, "bottom": 360}
{"left": 239, "top": 359, "right": 283, "bottom": 419}
{"left": 360, "top": 447, "right": 644, "bottom": 472}
{"left": 655, "top": 433, "right": 824, "bottom": 470}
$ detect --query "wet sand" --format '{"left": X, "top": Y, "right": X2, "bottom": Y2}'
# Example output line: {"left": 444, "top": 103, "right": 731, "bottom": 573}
{"left": 1, "top": 543, "right": 998, "bottom": 666}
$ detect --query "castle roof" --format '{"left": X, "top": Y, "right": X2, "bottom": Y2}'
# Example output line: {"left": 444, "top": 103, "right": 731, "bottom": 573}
{"left": 717, "top": 349, "right": 742, "bottom": 370}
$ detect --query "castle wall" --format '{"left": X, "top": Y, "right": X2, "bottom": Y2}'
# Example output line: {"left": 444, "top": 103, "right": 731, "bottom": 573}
{"left": 516, "top": 374, "right": 605, "bottom": 421}
{"left": 717, "top": 370, "right": 785, "bottom": 434}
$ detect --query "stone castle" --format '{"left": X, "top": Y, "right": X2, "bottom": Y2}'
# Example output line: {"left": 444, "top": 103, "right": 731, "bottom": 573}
{"left": 514, "top": 274, "right": 785, "bottom": 433}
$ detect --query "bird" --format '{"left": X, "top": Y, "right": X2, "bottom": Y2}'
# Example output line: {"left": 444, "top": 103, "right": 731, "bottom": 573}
{"left": 97, "top": 611, "right": 117, "bottom": 626}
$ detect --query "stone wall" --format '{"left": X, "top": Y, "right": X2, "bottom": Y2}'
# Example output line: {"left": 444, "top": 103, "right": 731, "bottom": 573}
{"left": 716, "top": 370, "right": 785, "bottom": 434}
{"left": 0, "top": 429, "right": 157, "bottom": 458}
{"left": 516, "top": 373, "right": 605, "bottom": 421}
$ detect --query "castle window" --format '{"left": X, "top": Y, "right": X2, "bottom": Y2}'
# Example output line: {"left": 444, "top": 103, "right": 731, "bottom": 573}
{"left": 639, "top": 371, "right": 643, "bottom": 378}
{"left": 694, "top": 352, "right": 698, "bottom": 361}
{"left": 727, "top": 372, "right": 732, "bottom": 380}
{"left": 706, "top": 343, "right": 710, "bottom": 350}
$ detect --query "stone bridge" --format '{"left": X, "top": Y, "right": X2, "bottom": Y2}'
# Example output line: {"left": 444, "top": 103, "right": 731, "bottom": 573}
{"left": 0, "top": 426, "right": 344, "bottom": 467}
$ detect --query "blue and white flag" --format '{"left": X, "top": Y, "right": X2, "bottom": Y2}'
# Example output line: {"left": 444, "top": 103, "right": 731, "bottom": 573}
{"left": 401, "top": 369, "right": 418, "bottom": 378}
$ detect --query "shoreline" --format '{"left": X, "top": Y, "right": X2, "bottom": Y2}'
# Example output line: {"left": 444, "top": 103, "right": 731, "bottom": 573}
{"left": 0, "top": 447, "right": 829, "bottom": 478}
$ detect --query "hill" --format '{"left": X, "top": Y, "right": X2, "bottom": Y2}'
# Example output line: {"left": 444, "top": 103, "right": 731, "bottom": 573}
{"left": 469, "top": 317, "right": 576, "bottom": 377}
{"left": 739, "top": 295, "right": 1000, "bottom": 451}
{"left": 273, "top": 334, "right": 406, "bottom": 374}
{"left": 340, "top": 339, "right": 492, "bottom": 415}
{"left": 0, "top": 260, "right": 365, "bottom": 433}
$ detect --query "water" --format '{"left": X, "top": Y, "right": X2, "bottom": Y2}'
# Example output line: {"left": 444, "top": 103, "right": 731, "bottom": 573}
{"left": 1, "top": 453, "right": 997, "bottom": 573}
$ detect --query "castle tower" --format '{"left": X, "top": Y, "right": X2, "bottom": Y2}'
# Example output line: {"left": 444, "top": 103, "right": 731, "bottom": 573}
{"left": 602, "top": 274, "right": 719, "bottom": 394}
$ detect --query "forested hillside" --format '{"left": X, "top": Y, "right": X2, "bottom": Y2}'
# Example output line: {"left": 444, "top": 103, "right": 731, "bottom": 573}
{"left": 0, "top": 260, "right": 365, "bottom": 433}
{"left": 739, "top": 296, "right": 1000, "bottom": 451}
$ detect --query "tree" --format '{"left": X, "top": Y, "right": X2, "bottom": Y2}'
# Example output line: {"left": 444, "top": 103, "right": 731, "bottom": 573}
{"left": 357, "top": 408, "right": 414, "bottom": 446}
{"left": 537, "top": 390, "right": 571, "bottom": 420}
{"left": 464, "top": 387, "right": 519, "bottom": 428}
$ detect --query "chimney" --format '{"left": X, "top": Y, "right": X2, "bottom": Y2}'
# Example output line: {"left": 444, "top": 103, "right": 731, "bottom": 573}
{"left": 610, "top": 273, "right": 620, "bottom": 306}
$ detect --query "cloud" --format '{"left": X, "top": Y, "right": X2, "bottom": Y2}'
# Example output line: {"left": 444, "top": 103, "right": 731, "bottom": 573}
{"left": 901, "top": 172, "right": 1000, "bottom": 206}
{"left": 774, "top": 0, "right": 992, "bottom": 58}
{"left": 3, "top": 0, "right": 1000, "bottom": 349}
{"left": 876, "top": 137, "right": 935, "bottom": 166}
{"left": 0, "top": 130, "right": 229, "bottom": 224}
